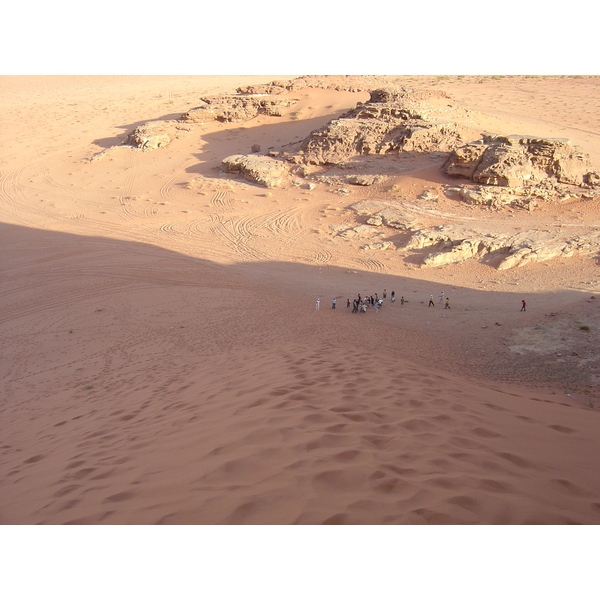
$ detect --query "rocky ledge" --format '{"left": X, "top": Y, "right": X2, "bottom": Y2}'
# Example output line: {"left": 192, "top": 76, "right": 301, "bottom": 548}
{"left": 445, "top": 134, "right": 600, "bottom": 188}
{"left": 293, "top": 86, "right": 475, "bottom": 165}
{"left": 343, "top": 200, "right": 600, "bottom": 270}
{"left": 221, "top": 155, "right": 288, "bottom": 188}
{"left": 181, "top": 94, "right": 297, "bottom": 123}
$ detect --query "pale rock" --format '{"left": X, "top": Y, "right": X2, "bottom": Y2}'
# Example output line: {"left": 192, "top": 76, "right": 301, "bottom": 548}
{"left": 445, "top": 134, "right": 600, "bottom": 188}
{"left": 221, "top": 155, "right": 287, "bottom": 188}
{"left": 297, "top": 86, "right": 473, "bottom": 165}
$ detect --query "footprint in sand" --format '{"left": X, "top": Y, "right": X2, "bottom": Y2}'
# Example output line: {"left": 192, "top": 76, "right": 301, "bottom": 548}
{"left": 478, "top": 479, "right": 514, "bottom": 493}
{"left": 548, "top": 424, "right": 576, "bottom": 433}
{"left": 102, "top": 490, "right": 136, "bottom": 503}
{"left": 23, "top": 454, "right": 45, "bottom": 464}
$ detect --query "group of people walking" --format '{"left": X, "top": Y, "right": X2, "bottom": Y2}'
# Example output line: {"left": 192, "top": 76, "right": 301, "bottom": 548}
{"left": 428, "top": 291, "right": 451, "bottom": 309}
{"left": 349, "top": 294, "right": 384, "bottom": 314}
{"left": 317, "top": 290, "right": 528, "bottom": 312}
{"left": 317, "top": 289, "right": 448, "bottom": 312}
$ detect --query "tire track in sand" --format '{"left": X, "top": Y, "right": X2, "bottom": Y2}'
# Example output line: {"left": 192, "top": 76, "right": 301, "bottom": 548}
{"left": 209, "top": 214, "right": 271, "bottom": 262}
{"left": 355, "top": 257, "right": 385, "bottom": 272}
{"left": 116, "top": 150, "right": 139, "bottom": 220}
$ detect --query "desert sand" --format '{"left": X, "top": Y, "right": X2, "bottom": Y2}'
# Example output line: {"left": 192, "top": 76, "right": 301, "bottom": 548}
{"left": 1, "top": 75, "right": 599, "bottom": 525}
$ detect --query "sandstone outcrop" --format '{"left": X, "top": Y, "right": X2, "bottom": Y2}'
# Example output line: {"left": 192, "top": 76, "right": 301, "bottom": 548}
{"left": 444, "top": 134, "right": 600, "bottom": 188}
{"left": 445, "top": 185, "right": 539, "bottom": 210}
{"left": 221, "top": 155, "right": 287, "bottom": 188}
{"left": 307, "top": 174, "right": 387, "bottom": 187}
{"left": 295, "top": 86, "right": 474, "bottom": 165}
{"left": 236, "top": 84, "right": 287, "bottom": 95}
{"left": 338, "top": 224, "right": 382, "bottom": 239}
{"left": 125, "top": 121, "right": 193, "bottom": 151}
{"left": 350, "top": 199, "right": 423, "bottom": 230}
{"left": 418, "top": 229, "right": 600, "bottom": 270}
{"left": 181, "top": 94, "right": 297, "bottom": 123}
{"left": 268, "top": 75, "right": 392, "bottom": 93}
{"left": 346, "top": 199, "right": 600, "bottom": 270}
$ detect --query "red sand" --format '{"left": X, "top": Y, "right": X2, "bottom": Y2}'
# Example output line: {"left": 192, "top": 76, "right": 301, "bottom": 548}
{"left": 1, "top": 75, "right": 599, "bottom": 524}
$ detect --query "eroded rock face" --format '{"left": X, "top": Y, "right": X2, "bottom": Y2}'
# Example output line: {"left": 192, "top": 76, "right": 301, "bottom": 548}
{"left": 181, "top": 94, "right": 297, "bottom": 123}
{"left": 346, "top": 200, "right": 600, "bottom": 270}
{"left": 122, "top": 119, "right": 197, "bottom": 152}
{"left": 268, "top": 75, "right": 392, "bottom": 92}
{"left": 235, "top": 84, "right": 287, "bottom": 95}
{"left": 445, "top": 185, "right": 539, "bottom": 210}
{"left": 221, "top": 155, "right": 287, "bottom": 188}
{"left": 350, "top": 200, "right": 422, "bottom": 230}
{"left": 296, "top": 86, "right": 473, "bottom": 165}
{"left": 445, "top": 134, "right": 600, "bottom": 188}
{"left": 418, "top": 229, "right": 600, "bottom": 270}
{"left": 126, "top": 122, "right": 173, "bottom": 150}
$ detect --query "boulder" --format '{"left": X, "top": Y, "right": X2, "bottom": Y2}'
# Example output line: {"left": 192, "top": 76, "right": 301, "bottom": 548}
{"left": 362, "top": 241, "right": 394, "bottom": 251}
{"left": 221, "top": 154, "right": 287, "bottom": 188}
{"left": 345, "top": 174, "right": 387, "bottom": 186}
{"left": 126, "top": 122, "right": 173, "bottom": 150}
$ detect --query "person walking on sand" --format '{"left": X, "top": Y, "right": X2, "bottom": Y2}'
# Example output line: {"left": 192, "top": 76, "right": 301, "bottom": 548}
{"left": 391, "top": 291, "right": 396, "bottom": 302}
{"left": 383, "top": 289, "right": 387, "bottom": 299}
{"left": 352, "top": 299, "right": 358, "bottom": 313}
{"left": 445, "top": 297, "right": 450, "bottom": 309}
{"left": 347, "top": 298, "right": 351, "bottom": 309}
{"left": 439, "top": 290, "right": 445, "bottom": 303}
{"left": 316, "top": 298, "right": 320, "bottom": 310}
{"left": 520, "top": 299, "right": 527, "bottom": 312}
{"left": 428, "top": 295, "right": 435, "bottom": 307}
{"left": 332, "top": 298, "right": 337, "bottom": 309}
{"left": 400, "top": 296, "right": 405, "bottom": 306}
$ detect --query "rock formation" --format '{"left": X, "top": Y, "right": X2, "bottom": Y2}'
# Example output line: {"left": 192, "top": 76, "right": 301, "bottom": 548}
{"left": 344, "top": 200, "right": 600, "bottom": 270}
{"left": 121, "top": 121, "right": 194, "bottom": 152}
{"left": 221, "top": 155, "right": 288, "bottom": 188}
{"left": 181, "top": 93, "right": 297, "bottom": 123}
{"left": 417, "top": 228, "right": 600, "bottom": 270}
{"left": 235, "top": 84, "right": 287, "bottom": 95}
{"left": 307, "top": 174, "right": 387, "bottom": 187}
{"left": 126, "top": 122, "right": 174, "bottom": 150}
{"left": 294, "top": 86, "right": 474, "bottom": 165}
{"left": 350, "top": 199, "right": 423, "bottom": 230}
{"left": 444, "top": 134, "right": 600, "bottom": 188}
{"left": 268, "top": 75, "right": 397, "bottom": 93}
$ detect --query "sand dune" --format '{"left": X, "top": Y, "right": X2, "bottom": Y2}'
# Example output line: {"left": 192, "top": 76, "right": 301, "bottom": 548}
{"left": 1, "top": 76, "right": 599, "bottom": 524}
